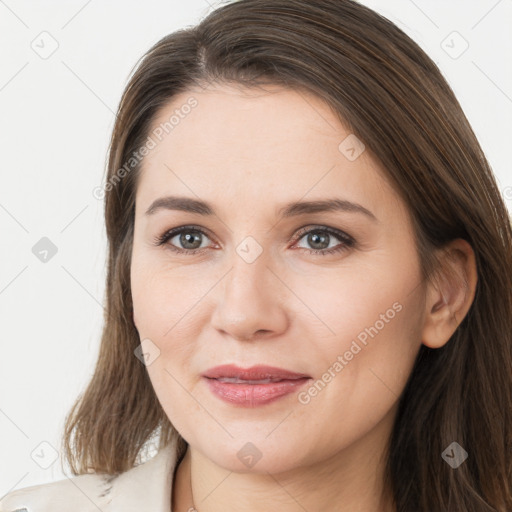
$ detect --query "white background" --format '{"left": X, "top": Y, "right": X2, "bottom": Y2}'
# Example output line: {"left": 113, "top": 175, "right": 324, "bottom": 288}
{"left": 0, "top": 0, "right": 511, "bottom": 494}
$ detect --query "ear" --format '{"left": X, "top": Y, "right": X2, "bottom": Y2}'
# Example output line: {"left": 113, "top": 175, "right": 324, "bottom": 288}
{"left": 421, "top": 239, "right": 478, "bottom": 349}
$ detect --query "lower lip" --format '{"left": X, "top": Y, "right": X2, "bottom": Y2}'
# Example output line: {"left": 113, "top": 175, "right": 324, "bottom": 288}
{"left": 203, "top": 377, "right": 311, "bottom": 407}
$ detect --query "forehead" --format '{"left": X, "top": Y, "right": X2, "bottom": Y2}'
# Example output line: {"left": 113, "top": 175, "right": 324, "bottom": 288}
{"left": 135, "top": 83, "right": 401, "bottom": 221}
{"left": 148, "top": 83, "right": 348, "bottom": 158}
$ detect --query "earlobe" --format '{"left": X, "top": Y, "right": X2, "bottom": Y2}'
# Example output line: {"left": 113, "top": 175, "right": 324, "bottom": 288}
{"left": 421, "top": 239, "right": 478, "bottom": 349}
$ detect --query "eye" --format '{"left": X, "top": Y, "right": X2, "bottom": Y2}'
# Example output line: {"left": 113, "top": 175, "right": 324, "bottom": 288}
{"left": 153, "top": 224, "right": 356, "bottom": 256}
{"left": 153, "top": 225, "right": 212, "bottom": 254}
{"left": 291, "top": 225, "right": 355, "bottom": 256}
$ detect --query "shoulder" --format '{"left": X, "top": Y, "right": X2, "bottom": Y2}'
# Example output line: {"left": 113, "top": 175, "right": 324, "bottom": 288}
{"left": 0, "top": 440, "right": 180, "bottom": 512}
{"left": 0, "top": 472, "right": 115, "bottom": 512}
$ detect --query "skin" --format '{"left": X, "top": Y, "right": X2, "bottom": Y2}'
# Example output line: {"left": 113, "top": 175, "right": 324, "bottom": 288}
{"left": 130, "top": 83, "right": 478, "bottom": 512}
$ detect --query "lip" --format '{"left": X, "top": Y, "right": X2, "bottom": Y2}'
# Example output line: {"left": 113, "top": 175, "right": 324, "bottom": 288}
{"left": 202, "top": 364, "right": 312, "bottom": 407}
{"left": 202, "top": 364, "right": 311, "bottom": 381}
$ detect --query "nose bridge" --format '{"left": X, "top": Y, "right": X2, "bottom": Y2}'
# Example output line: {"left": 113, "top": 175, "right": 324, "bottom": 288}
{"left": 210, "top": 237, "right": 288, "bottom": 340}
{"left": 229, "top": 238, "right": 270, "bottom": 299}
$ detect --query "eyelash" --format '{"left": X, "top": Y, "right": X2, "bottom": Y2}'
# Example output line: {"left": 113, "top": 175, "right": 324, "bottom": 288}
{"left": 152, "top": 224, "right": 356, "bottom": 256}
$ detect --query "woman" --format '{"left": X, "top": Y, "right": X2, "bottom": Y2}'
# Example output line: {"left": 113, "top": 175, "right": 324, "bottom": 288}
{"left": 1, "top": 0, "right": 511, "bottom": 511}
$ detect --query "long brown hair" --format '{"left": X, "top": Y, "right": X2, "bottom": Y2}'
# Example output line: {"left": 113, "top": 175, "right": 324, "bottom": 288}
{"left": 61, "top": 1, "right": 512, "bottom": 509}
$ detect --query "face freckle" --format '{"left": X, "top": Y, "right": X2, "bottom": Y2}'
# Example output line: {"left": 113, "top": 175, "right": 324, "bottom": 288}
{"left": 130, "top": 83, "right": 426, "bottom": 475}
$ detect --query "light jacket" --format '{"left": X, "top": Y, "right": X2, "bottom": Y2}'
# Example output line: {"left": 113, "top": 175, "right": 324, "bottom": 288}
{"left": 0, "top": 437, "right": 180, "bottom": 511}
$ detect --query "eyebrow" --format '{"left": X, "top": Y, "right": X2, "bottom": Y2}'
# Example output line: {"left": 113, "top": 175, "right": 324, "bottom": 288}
{"left": 144, "top": 196, "right": 377, "bottom": 221}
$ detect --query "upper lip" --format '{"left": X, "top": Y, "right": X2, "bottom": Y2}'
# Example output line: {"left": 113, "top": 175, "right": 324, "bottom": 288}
{"left": 202, "top": 364, "right": 311, "bottom": 381}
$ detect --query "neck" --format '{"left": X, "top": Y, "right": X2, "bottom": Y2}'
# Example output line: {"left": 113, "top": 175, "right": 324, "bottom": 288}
{"left": 172, "top": 409, "right": 396, "bottom": 512}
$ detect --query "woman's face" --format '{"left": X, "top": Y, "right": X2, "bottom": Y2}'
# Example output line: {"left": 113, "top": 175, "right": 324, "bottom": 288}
{"left": 131, "top": 83, "right": 427, "bottom": 473}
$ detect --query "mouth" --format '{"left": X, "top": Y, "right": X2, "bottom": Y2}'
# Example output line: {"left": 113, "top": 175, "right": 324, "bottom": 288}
{"left": 202, "top": 364, "right": 311, "bottom": 381}
{"left": 202, "top": 364, "right": 312, "bottom": 407}
{"left": 213, "top": 377, "right": 296, "bottom": 384}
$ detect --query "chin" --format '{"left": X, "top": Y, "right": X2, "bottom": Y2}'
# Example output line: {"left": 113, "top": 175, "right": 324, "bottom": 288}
{"left": 193, "top": 435, "right": 310, "bottom": 474}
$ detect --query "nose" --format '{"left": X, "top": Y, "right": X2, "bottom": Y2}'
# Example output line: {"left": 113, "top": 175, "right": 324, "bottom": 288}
{"left": 210, "top": 249, "right": 289, "bottom": 342}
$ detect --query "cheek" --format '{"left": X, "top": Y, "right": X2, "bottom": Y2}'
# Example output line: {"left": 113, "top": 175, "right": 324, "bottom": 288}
{"left": 296, "top": 261, "right": 417, "bottom": 345}
{"left": 130, "top": 254, "right": 207, "bottom": 407}
{"left": 294, "top": 256, "right": 424, "bottom": 401}
{"left": 130, "top": 248, "right": 204, "bottom": 339}
{"left": 131, "top": 262, "right": 202, "bottom": 431}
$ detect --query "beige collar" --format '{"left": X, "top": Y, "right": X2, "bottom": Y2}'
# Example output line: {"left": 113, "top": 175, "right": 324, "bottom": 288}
{"left": 0, "top": 437, "right": 180, "bottom": 512}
